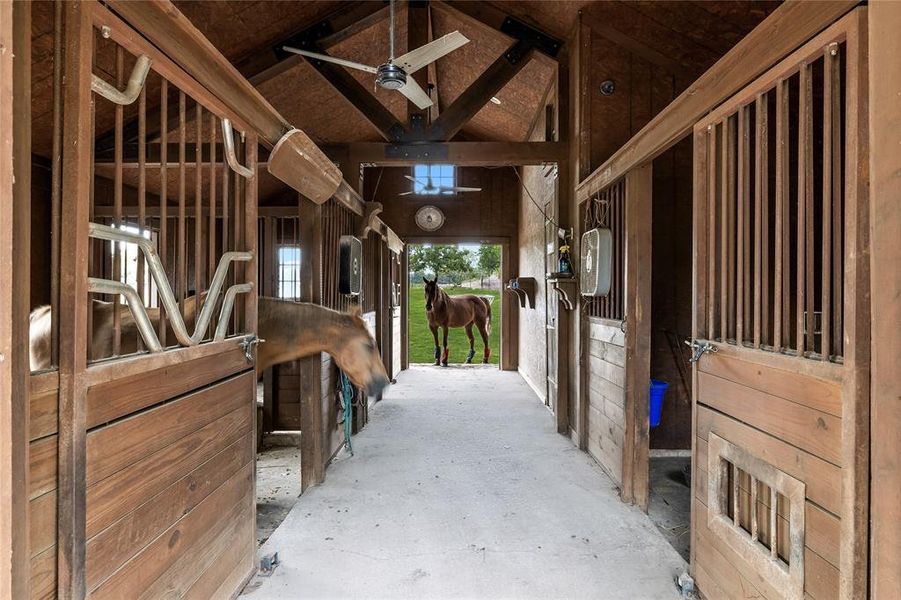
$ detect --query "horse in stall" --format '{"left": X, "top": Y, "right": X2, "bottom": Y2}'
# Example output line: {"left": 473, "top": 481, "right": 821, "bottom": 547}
{"left": 29, "top": 296, "right": 390, "bottom": 396}
{"left": 423, "top": 277, "right": 492, "bottom": 367}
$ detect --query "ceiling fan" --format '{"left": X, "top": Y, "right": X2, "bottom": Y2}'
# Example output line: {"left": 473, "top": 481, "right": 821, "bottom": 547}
{"left": 399, "top": 174, "right": 481, "bottom": 196}
{"left": 282, "top": 0, "right": 469, "bottom": 109}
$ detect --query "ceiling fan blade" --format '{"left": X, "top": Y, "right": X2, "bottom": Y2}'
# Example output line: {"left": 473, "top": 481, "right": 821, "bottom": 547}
{"left": 282, "top": 46, "right": 378, "bottom": 74}
{"left": 394, "top": 31, "right": 470, "bottom": 74}
{"left": 403, "top": 174, "right": 431, "bottom": 186}
{"left": 398, "top": 191, "right": 415, "bottom": 196}
{"left": 396, "top": 77, "right": 433, "bottom": 109}
{"left": 440, "top": 186, "right": 482, "bottom": 193}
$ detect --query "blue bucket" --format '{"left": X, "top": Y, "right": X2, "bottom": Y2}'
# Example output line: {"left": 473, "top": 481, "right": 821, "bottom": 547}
{"left": 649, "top": 379, "right": 669, "bottom": 428}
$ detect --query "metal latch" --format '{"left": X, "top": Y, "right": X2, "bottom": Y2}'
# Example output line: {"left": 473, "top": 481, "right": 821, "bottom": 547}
{"left": 685, "top": 339, "right": 718, "bottom": 363}
{"left": 240, "top": 335, "right": 264, "bottom": 362}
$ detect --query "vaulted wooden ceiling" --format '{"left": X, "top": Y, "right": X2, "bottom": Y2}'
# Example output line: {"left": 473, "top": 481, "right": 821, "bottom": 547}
{"left": 28, "top": 1, "right": 780, "bottom": 159}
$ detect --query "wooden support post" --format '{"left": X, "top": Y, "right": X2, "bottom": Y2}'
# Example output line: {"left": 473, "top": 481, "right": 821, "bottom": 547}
{"left": 0, "top": 2, "right": 31, "bottom": 596}
{"left": 500, "top": 239, "right": 519, "bottom": 371}
{"left": 298, "top": 197, "right": 325, "bottom": 491}
{"left": 622, "top": 164, "right": 652, "bottom": 510}
{"left": 840, "top": 9, "right": 870, "bottom": 599}
{"left": 401, "top": 246, "right": 410, "bottom": 371}
{"left": 58, "top": 1, "right": 93, "bottom": 596}
{"left": 868, "top": 4, "right": 901, "bottom": 598}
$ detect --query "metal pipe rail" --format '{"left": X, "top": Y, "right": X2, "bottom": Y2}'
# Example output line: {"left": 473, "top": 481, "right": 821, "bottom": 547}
{"left": 221, "top": 118, "right": 255, "bottom": 179}
{"left": 91, "top": 54, "right": 152, "bottom": 105}
{"left": 88, "top": 222, "right": 253, "bottom": 352}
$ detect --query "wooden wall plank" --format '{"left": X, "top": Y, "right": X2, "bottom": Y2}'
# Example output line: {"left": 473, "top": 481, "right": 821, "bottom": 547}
{"left": 85, "top": 345, "right": 251, "bottom": 428}
{"left": 29, "top": 435, "right": 57, "bottom": 501}
{"left": 85, "top": 404, "right": 251, "bottom": 538}
{"left": 88, "top": 463, "right": 252, "bottom": 600}
{"left": 85, "top": 434, "right": 253, "bottom": 590}
{"left": 85, "top": 374, "right": 250, "bottom": 485}
{"left": 699, "top": 352, "right": 841, "bottom": 418}
{"left": 697, "top": 372, "right": 842, "bottom": 466}
{"left": 29, "top": 491, "right": 56, "bottom": 560}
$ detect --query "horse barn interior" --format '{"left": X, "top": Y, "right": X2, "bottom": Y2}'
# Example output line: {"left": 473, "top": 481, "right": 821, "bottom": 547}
{"left": 1, "top": 0, "right": 899, "bottom": 598}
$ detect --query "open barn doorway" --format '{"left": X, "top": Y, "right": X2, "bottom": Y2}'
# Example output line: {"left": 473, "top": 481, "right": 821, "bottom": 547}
{"left": 255, "top": 215, "right": 304, "bottom": 547}
{"left": 644, "top": 140, "right": 695, "bottom": 562}
{"left": 407, "top": 243, "right": 502, "bottom": 368}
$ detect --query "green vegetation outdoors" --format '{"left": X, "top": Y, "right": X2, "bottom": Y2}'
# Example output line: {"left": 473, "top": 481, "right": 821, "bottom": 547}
{"left": 408, "top": 284, "right": 501, "bottom": 365}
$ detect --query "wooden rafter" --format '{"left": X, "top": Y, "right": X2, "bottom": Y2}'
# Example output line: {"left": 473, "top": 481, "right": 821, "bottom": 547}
{"left": 329, "top": 140, "right": 567, "bottom": 166}
{"left": 426, "top": 39, "right": 535, "bottom": 141}
{"left": 300, "top": 47, "right": 408, "bottom": 142}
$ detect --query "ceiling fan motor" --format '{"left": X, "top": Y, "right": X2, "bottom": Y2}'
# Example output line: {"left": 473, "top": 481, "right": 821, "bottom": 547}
{"left": 376, "top": 63, "right": 407, "bottom": 90}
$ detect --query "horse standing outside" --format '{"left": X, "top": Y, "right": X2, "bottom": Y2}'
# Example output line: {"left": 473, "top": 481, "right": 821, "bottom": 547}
{"left": 423, "top": 277, "right": 492, "bottom": 366}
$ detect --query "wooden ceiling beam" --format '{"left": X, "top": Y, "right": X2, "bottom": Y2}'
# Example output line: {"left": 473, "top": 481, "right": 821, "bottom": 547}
{"left": 436, "top": 1, "right": 562, "bottom": 60}
{"left": 325, "top": 141, "right": 567, "bottom": 166}
{"left": 241, "top": 2, "right": 389, "bottom": 86}
{"left": 425, "top": 39, "right": 535, "bottom": 141}
{"left": 301, "top": 47, "right": 408, "bottom": 142}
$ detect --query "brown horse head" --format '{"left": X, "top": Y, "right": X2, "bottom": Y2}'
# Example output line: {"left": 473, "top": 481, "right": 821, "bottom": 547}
{"left": 332, "top": 305, "right": 390, "bottom": 396}
{"left": 423, "top": 276, "right": 441, "bottom": 312}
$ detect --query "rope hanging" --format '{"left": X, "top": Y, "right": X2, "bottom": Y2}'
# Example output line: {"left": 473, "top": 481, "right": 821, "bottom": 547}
{"left": 338, "top": 369, "right": 355, "bottom": 455}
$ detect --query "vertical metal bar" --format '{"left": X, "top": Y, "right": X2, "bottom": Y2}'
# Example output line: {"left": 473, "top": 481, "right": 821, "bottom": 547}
{"left": 804, "top": 64, "right": 815, "bottom": 356}
{"left": 159, "top": 80, "right": 168, "bottom": 346}
{"left": 831, "top": 45, "right": 843, "bottom": 359}
{"left": 209, "top": 112, "right": 216, "bottom": 304}
{"left": 49, "top": 0, "right": 63, "bottom": 367}
{"left": 178, "top": 90, "right": 186, "bottom": 307}
{"left": 736, "top": 106, "right": 747, "bottom": 345}
{"left": 112, "top": 46, "right": 124, "bottom": 357}
{"left": 720, "top": 118, "right": 729, "bottom": 340}
{"left": 233, "top": 131, "right": 242, "bottom": 333}
{"left": 774, "top": 79, "right": 787, "bottom": 351}
{"left": 822, "top": 47, "right": 834, "bottom": 360}
{"left": 797, "top": 63, "right": 810, "bottom": 355}
{"left": 194, "top": 103, "right": 203, "bottom": 301}
{"left": 707, "top": 124, "right": 716, "bottom": 338}
{"left": 753, "top": 94, "right": 765, "bottom": 348}
{"left": 137, "top": 82, "right": 146, "bottom": 352}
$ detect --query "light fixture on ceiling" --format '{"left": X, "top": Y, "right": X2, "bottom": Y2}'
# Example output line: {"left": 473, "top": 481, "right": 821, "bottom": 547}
{"left": 490, "top": 96, "right": 502, "bottom": 105}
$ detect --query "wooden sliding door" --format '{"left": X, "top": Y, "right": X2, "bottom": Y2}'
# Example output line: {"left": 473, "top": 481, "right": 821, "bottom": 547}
{"left": 690, "top": 10, "right": 868, "bottom": 600}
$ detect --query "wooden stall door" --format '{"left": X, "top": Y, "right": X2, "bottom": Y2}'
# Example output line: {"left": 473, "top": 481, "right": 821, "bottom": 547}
{"left": 53, "top": 4, "right": 260, "bottom": 597}
{"left": 690, "top": 11, "right": 867, "bottom": 600}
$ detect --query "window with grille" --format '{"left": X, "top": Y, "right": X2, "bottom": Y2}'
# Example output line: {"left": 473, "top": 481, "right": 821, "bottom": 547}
{"left": 413, "top": 164, "right": 455, "bottom": 195}
{"left": 277, "top": 246, "right": 301, "bottom": 300}
{"left": 707, "top": 433, "right": 805, "bottom": 600}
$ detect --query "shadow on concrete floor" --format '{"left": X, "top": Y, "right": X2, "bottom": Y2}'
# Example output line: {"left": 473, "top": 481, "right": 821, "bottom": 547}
{"left": 256, "top": 435, "right": 302, "bottom": 547}
{"left": 648, "top": 455, "right": 691, "bottom": 562}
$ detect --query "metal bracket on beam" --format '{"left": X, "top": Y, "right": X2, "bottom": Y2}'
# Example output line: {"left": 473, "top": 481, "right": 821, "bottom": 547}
{"left": 500, "top": 16, "right": 562, "bottom": 58}
{"left": 384, "top": 143, "right": 450, "bottom": 161}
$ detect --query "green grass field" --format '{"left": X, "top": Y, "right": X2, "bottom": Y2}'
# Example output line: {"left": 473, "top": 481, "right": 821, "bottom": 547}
{"left": 408, "top": 284, "right": 501, "bottom": 365}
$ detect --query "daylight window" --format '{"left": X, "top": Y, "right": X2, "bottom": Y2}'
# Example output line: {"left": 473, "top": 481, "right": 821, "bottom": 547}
{"left": 277, "top": 246, "right": 302, "bottom": 300}
{"left": 413, "top": 164, "right": 455, "bottom": 195}
{"left": 110, "top": 224, "right": 158, "bottom": 307}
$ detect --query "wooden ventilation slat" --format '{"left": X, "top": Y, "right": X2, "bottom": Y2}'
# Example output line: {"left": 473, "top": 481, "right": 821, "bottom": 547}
{"left": 774, "top": 78, "right": 788, "bottom": 352}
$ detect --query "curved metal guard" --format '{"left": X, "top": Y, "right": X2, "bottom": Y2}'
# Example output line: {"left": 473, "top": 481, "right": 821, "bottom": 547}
{"left": 221, "top": 118, "right": 255, "bottom": 179}
{"left": 88, "top": 223, "right": 253, "bottom": 350}
{"left": 91, "top": 55, "right": 152, "bottom": 106}
{"left": 87, "top": 278, "right": 163, "bottom": 352}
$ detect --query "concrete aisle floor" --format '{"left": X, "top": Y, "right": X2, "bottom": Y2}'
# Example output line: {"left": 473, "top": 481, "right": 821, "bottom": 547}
{"left": 244, "top": 365, "right": 685, "bottom": 600}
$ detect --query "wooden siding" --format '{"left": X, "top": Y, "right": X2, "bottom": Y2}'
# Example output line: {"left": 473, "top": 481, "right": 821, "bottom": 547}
{"left": 585, "top": 318, "right": 626, "bottom": 486}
